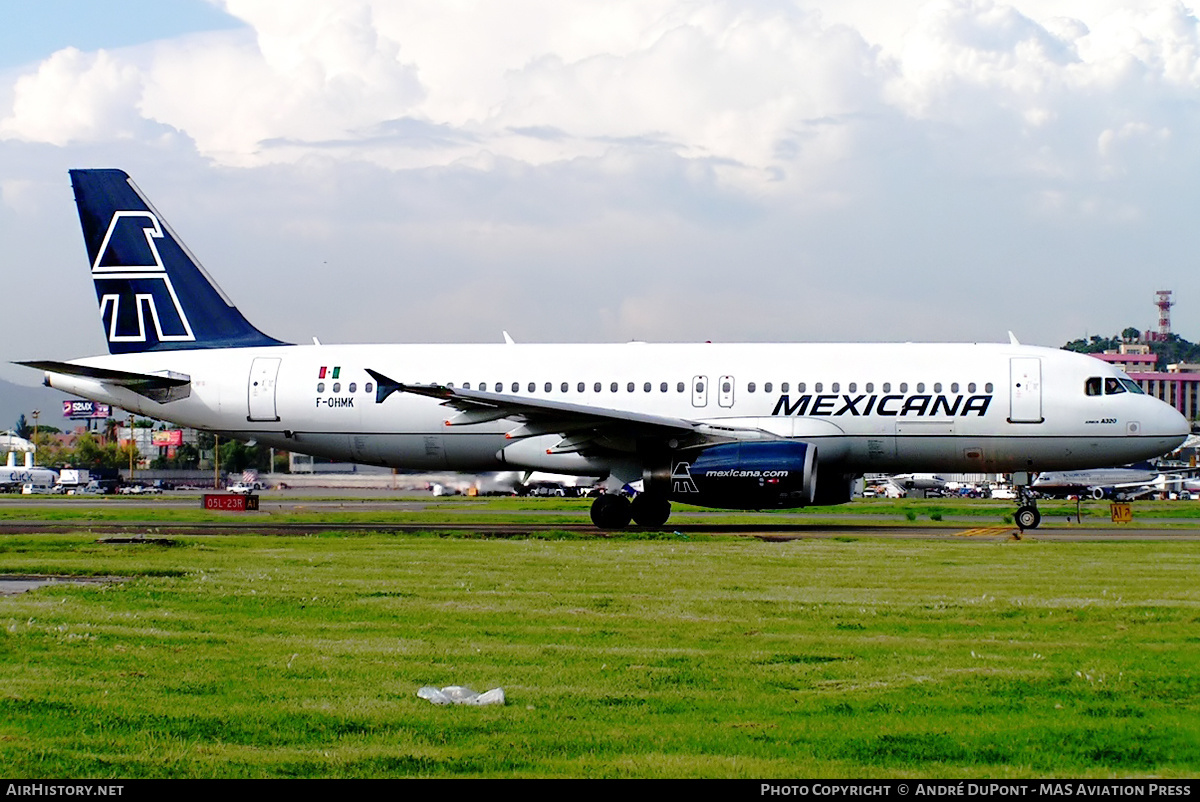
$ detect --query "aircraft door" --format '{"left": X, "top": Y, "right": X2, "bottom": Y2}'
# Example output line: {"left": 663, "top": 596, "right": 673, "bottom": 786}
{"left": 691, "top": 376, "right": 708, "bottom": 408}
{"left": 247, "top": 357, "right": 281, "bottom": 422}
{"left": 1009, "top": 357, "right": 1043, "bottom": 423}
{"left": 718, "top": 375, "right": 735, "bottom": 408}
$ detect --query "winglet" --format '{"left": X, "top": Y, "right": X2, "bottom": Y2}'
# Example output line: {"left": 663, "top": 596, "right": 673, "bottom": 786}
{"left": 366, "top": 369, "right": 405, "bottom": 404}
{"left": 1008, "top": 331, "right": 1020, "bottom": 345}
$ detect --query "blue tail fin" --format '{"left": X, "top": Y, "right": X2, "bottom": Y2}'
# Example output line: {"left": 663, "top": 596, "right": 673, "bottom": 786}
{"left": 70, "top": 169, "right": 286, "bottom": 354}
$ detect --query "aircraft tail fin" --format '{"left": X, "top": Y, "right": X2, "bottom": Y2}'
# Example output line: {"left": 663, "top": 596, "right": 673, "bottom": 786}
{"left": 70, "top": 169, "right": 286, "bottom": 354}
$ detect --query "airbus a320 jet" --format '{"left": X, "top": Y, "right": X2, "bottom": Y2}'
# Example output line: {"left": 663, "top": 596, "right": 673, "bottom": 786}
{"left": 19, "top": 170, "right": 1191, "bottom": 530}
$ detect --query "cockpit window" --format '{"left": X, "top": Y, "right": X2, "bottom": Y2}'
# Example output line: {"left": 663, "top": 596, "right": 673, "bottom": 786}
{"left": 1104, "top": 377, "right": 1126, "bottom": 395}
{"left": 1119, "top": 378, "right": 1145, "bottom": 394}
{"left": 1085, "top": 377, "right": 1102, "bottom": 396}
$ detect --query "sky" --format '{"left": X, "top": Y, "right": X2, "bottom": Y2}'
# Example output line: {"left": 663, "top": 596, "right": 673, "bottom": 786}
{"left": 3, "top": 0, "right": 1200, "bottom": 391}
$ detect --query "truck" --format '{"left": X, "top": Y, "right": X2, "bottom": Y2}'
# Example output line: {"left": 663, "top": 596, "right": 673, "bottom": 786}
{"left": 58, "top": 469, "right": 92, "bottom": 493}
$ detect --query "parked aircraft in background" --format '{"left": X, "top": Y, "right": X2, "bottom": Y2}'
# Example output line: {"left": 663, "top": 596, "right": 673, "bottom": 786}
{"left": 1032, "top": 463, "right": 1191, "bottom": 500}
{"left": 17, "top": 170, "right": 1192, "bottom": 529}
{"left": 2, "top": 451, "right": 59, "bottom": 493}
{"left": 888, "top": 473, "right": 948, "bottom": 496}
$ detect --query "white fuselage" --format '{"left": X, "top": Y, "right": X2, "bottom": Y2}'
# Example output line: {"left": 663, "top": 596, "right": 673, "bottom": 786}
{"left": 41, "top": 341, "right": 1190, "bottom": 477}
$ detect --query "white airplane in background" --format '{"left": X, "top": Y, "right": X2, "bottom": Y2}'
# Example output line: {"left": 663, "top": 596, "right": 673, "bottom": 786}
{"left": 18, "top": 169, "right": 1192, "bottom": 530}
{"left": 887, "top": 473, "right": 948, "bottom": 496}
{"left": 1032, "top": 464, "right": 1193, "bottom": 500}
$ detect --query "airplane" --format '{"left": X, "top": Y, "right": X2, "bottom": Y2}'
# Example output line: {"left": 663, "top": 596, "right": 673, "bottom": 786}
{"left": 887, "top": 472, "right": 948, "bottom": 496}
{"left": 16, "top": 169, "right": 1192, "bottom": 530}
{"left": 1031, "top": 463, "right": 1191, "bottom": 500}
{"left": 2, "top": 451, "right": 59, "bottom": 493}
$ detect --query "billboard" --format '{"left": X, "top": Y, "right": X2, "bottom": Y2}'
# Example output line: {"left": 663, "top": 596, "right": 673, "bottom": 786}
{"left": 151, "top": 430, "right": 185, "bottom": 447}
{"left": 62, "top": 401, "right": 111, "bottom": 419}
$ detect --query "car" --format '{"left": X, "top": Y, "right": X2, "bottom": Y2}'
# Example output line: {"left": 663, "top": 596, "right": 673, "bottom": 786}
{"left": 226, "top": 482, "right": 262, "bottom": 494}
{"left": 119, "top": 484, "right": 162, "bottom": 495}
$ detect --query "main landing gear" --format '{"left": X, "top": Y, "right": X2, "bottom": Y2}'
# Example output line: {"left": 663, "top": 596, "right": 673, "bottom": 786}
{"left": 1012, "top": 471, "right": 1041, "bottom": 531}
{"left": 589, "top": 493, "right": 672, "bottom": 529}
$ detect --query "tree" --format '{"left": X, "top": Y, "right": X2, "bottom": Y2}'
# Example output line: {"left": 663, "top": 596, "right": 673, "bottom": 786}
{"left": 1122, "top": 326, "right": 1142, "bottom": 342}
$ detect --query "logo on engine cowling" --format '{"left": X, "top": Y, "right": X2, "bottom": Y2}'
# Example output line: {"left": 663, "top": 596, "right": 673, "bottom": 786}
{"left": 671, "top": 462, "right": 698, "bottom": 494}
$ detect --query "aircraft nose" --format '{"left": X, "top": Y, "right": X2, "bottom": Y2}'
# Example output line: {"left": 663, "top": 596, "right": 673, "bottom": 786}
{"left": 1152, "top": 399, "right": 1191, "bottom": 441}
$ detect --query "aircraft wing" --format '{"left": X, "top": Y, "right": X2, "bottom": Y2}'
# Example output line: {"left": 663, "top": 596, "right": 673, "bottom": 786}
{"left": 17, "top": 360, "right": 191, "bottom": 403}
{"left": 367, "top": 369, "right": 757, "bottom": 453}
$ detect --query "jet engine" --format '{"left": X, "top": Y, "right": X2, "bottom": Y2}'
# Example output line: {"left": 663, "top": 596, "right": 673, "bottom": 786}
{"left": 659, "top": 441, "right": 817, "bottom": 509}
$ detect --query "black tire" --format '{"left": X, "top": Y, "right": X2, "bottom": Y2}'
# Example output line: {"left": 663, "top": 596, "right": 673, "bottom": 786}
{"left": 1015, "top": 505, "right": 1041, "bottom": 530}
{"left": 630, "top": 494, "right": 672, "bottom": 528}
{"left": 590, "top": 494, "right": 632, "bottom": 529}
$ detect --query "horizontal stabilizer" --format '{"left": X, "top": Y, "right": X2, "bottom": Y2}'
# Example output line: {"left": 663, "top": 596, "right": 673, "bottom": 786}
{"left": 17, "top": 360, "right": 191, "bottom": 403}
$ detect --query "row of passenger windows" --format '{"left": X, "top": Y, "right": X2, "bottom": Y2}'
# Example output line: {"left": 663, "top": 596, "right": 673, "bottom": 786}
{"left": 316, "top": 381, "right": 372, "bottom": 394}
{"left": 313, "top": 378, "right": 1003, "bottom": 396}
{"left": 448, "top": 380, "right": 995, "bottom": 394}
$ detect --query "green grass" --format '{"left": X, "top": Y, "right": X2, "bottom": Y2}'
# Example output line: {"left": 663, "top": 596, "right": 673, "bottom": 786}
{"left": 2, "top": 532, "right": 1199, "bottom": 777}
{"left": 7, "top": 495, "right": 1200, "bottom": 527}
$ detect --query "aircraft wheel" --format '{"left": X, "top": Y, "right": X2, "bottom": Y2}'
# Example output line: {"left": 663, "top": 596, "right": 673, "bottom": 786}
{"left": 630, "top": 494, "right": 672, "bottom": 528}
{"left": 1015, "top": 505, "right": 1041, "bottom": 531}
{"left": 590, "top": 494, "right": 632, "bottom": 529}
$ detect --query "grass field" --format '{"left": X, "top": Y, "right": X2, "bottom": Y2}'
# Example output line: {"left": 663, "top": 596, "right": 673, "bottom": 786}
{"left": 8, "top": 494, "right": 1200, "bottom": 526}
{"left": 2, "top": 529, "right": 1199, "bottom": 778}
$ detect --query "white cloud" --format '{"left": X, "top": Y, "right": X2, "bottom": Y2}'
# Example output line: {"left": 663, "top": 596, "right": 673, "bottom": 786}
{"left": 4, "top": 0, "right": 1200, "bottom": 366}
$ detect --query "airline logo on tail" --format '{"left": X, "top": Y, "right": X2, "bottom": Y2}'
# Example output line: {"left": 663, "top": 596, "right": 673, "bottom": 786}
{"left": 91, "top": 211, "right": 195, "bottom": 345}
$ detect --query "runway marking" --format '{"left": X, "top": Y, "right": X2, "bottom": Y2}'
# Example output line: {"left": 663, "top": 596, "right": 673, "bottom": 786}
{"left": 954, "top": 527, "right": 1015, "bottom": 538}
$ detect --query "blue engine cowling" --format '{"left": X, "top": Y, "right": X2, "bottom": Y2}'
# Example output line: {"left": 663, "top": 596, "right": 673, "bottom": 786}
{"left": 665, "top": 441, "right": 817, "bottom": 509}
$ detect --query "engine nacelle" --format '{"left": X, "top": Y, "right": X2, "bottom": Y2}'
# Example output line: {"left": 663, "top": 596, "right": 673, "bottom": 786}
{"left": 662, "top": 441, "right": 817, "bottom": 509}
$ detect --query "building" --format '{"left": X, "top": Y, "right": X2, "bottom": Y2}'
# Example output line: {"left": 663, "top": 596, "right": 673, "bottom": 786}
{"left": 1092, "top": 345, "right": 1200, "bottom": 421}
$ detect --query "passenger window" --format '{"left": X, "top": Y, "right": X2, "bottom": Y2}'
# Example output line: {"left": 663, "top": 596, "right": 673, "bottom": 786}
{"left": 628, "top": 382, "right": 635, "bottom": 392}
{"left": 985, "top": 383, "right": 993, "bottom": 393}
{"left": 968, "top": 383, "right": 976, "bottom": 393}
{"left": 764, "top": 382, "right": 773, "bottom": 393}
{"left": 512, "top": 382, "right": 519, "bottom": 393}
{"left": 815, "top": 383, "right": 823, "bottom": 393}
{"left": 899, "top": 383, "right": 908, "bottom": 393}
{"left": 951, "top": 383, "right": 959, "bottom": 393}
{"left": 349, "top": 382, "right": 357, "bottom": 393}
{"left": 595, "top": 382, "right": 602, "bottom": 392}
{"left": 561, "top": 382, "right": 569, "bottom": 392}
{"left": 332, "top": 382, "right": 341, "bottom": 393}
{"left": 747, "top": 382, "right": 756, "bottom": 393}
{"left": 677, "top": 382, "right": 685, "bottom": 392}
{"left": 494, "top": 382, "right": 502, "bottom": 392}
{"left": 365, "top": 382, "right": 373, "bottom": 393}
{"left": 644, "top": 382, "right": 651, "bottom": 392}
{"left": 578, "top": 382, "right": 585, "bottom": 392}
{"left": 782, "top": 382, "right": 790, "bottom": 393}
{"left": 848, "top": 383, "right": 856, "bottom": 393}
{"left": 916, "top": 383, "right": 925, "bottom": 392}
{"left": 611, "top": 382, "right": 619, "bottom": 392}
{"left": 660, "top": 382, "right": 667, "bottom": 392}
{"left": 529, "top": 382, "right": 536, "bottom": 393}
{"left": 882, "top": 383, "right": 891, "bottom": 392}
{"left": 933, "top": 383, "right": 940, "bottom": 393}
{"left": 865, "top": 383, "right": 874, "bottom": 392}
{"left": 797, "top": 383, "right": 805, "bottom": 392}
{"left": 317, "top": 382, "right": 325, "bottom": 393}
{"left": 1085, "top": 377, "right": 1102, "bottom": 396}
{"left": 545, "top": 382, "right": 552, "bottom": 392}
{"left": 831, "top": 382, "right": 839, "bottom": 393}
{"left": 1105, "top": 378, "right": 1126, "bottom": 395}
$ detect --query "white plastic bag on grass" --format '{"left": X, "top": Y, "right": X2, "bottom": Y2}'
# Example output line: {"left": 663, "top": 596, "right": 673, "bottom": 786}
{"left": 418, "top": 685, "right": 505, "bottom": 706}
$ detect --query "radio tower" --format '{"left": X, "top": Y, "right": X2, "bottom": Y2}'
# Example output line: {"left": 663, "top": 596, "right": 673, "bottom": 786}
{"left": 1153, "top": 290, "right": 1174, "bottom": 342}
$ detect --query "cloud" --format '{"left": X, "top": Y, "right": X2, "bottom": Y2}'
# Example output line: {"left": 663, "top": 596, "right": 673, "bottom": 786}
{"left": 4, "top": 0, "right": 1200, "bottom": 372}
